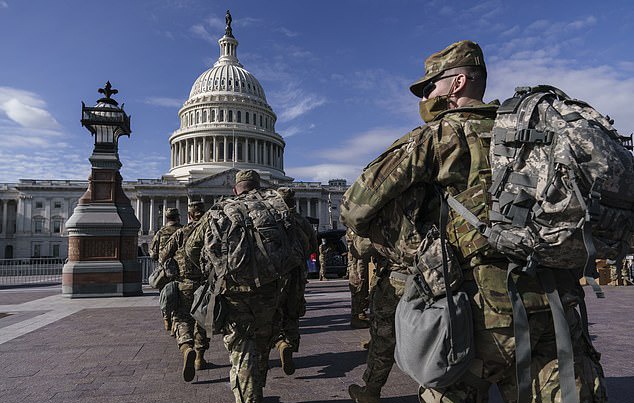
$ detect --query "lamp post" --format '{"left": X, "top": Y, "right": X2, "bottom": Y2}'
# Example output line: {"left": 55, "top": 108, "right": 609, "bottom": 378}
{"left": 62, "top": 82, "right": 142, "bottom": 297}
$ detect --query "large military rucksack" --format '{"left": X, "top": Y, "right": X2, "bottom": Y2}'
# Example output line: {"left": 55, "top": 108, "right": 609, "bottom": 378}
{"left": 203, "top": 188, "right": 295, "bottom": 288}
{"left": 447, "top": 85, "right": 634, "bottom": 403}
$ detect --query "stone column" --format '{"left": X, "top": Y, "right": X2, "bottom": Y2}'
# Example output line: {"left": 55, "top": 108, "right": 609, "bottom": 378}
{"left": 317, "top": 198, "right": 322, "bottom": 225}
{"left": 25, "top": 198, "right": 32, "bottom": 234}
{"left": 162, "top": 198, "right": 168, "bottom": 226}
{"left": 175, "top": 198, "right": 181, "bottom": 218}
{"left": 137, "top": 197, "right": 144, "bottom": 234}
{"left": 149, "top": 198, "right": 155, "bottom": 233}
{"left": 1, "top": 200, "right": 5, "bottom": 234}
{"left": 202, "top": 137, "right": 207, "bottom": 162}
{"left": 45, "top": 198, "right": 51, "bottom": 233}
{"left": 213, "top": 136, "right": 217, "bottom": 161}
{"left": 224, "top": 136, "right": 228, "bottom": 162}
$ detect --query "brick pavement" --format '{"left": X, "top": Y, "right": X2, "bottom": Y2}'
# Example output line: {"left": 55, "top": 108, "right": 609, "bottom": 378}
{"left": 0, "top": 281, "right": 632, "bottom": 402}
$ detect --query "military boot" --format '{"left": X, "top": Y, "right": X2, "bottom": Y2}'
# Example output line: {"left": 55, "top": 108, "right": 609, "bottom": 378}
{"left": 180, "top": 344, "right": 196, "bottom": 382}
{"left": 163, "top": 316, "right": 171, "bottom": 332}
{"left": 348, "top": 384, "right": 380, "bottom": 403}
{"left": 194, "top": 350, "right": 208, "bottom": 370}
{"left": 350, "top": 313, "right": 370, "bottom": 329}
{"left": 277, "top": 341, "right": 295, "bottom": 375}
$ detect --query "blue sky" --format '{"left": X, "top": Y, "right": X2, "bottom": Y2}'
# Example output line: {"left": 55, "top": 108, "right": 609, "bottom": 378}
{"left": 1, "top": 0, "right": 633, "bottom": 184}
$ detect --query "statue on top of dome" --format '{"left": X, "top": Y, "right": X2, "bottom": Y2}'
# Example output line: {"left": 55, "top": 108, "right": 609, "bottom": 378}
{"left": 225, "top": 10, "right": 233, "bottom": 37}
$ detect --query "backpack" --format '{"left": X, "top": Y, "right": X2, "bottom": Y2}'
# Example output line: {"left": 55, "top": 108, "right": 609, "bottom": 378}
{"left": 203, "top": 188, "right": 295, "bottom": 288}
{"left": 488, "top": 85, "right": 634, "bottom": 288}
{"left": 447, "top": 85, "right": 634, "bottom": 403}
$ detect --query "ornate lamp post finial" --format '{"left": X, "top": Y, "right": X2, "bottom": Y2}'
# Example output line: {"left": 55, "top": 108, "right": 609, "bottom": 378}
{"left": 97, "top": 81, "right": 119, "bottom": 106}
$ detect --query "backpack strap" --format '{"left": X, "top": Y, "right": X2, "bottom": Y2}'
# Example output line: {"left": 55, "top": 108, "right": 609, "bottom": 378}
{"left": 537, "top": 269, "right": 579, "bottom": 403}
{"left": 506, "top": 260, "right": 533, "bottom": 403}
{"left": 438, "top": 187, "right": 460, "bottom": 364}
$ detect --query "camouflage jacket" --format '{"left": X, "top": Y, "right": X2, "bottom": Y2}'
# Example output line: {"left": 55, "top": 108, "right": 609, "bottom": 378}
{"left": 159, "top": 221, "right": 202, "bottom": 279}
{"left": 149, "top": 221, "right": 182, "bottom": 261}
{"left": 340, "top": 100, "right": 500, "bottom": 271}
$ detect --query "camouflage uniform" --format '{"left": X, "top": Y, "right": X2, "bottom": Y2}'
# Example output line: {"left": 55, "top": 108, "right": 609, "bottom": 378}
{"left": 341, "top": 40, "right": 606, "bottom": 403}
{"left": 347, "top": 229, "right": 372, "bottom": 326}
{"left": 159, "top": 204, "right": 209, "bottom": 381}
{"left": 149, "top": 210, "right": 181, "bottom": 332}
{"left": 318, "top": 242, "right": 335, "bottom": 280}
{"left": 185, "top": 170, "right": 289, "bottom": 403}
{"left": 273, "top": 188, "right": 318, "bottom": 359}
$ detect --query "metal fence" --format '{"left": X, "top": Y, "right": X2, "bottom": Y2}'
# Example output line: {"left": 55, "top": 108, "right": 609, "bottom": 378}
{"left": 0, "top": 257, "right": 157, "bottom": 288}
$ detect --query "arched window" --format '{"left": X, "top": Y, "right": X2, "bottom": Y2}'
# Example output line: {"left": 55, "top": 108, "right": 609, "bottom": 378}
{"left": 253, "top": 113, "right": 257, "bottom": 126}
{"left": 196, "top": 112, "right": 200, "bottom": 124}
{"left": 246, "top": 112, "right": 250, "bottom": 124}
{"left": 260, "top": 115, "right": 263, "bottom": 127}
{"left": 228, "top": 110, "right": 233, "bottom": 122}
{"left": 202, "top": 110, "right": 207, "bottom": 122}
{"left": 212, "top": 110, "right": 216, "bottom": 122}
{"left": 237, "top": 111, "right": 241, "bottom": 123}
{"left": 33, "top": 216, "right": 45, "bottom": 233}
{"left": 219, "top": 110, "right": 224, "bottom": 122}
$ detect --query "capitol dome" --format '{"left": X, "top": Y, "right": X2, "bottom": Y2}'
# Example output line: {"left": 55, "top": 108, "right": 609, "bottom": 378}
{"left": 167, "top": 19, "right": 290, "bottom": 183}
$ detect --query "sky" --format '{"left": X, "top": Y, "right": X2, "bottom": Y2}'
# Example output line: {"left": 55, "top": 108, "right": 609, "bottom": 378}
{"left": 1, "top": 0, "right": 633, "bottom": 184}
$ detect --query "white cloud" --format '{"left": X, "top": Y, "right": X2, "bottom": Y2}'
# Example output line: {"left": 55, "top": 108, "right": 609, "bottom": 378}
{"left": 143, "top": 97, "right": 184, "bottom": 108}
{"left": 316, "top": 127, "right": 408, "bottom": 164}
{"left": 0, "top": 150, "right": 90, "bottom": 182}
{"left": 281, "top": 123, "right": 315, "bottom": 138}
{"left": 206, "top": 15, "right": 225, "bottom": 32}
{"left": 0, "top": 87, "right": 61, "bottom": 130}
{"left": 0, "top": 1, "right": 7, "bottom": 9}
{"left": 269, "top": 83, "right": 326, "bottom": 122}
{"left": 286, "top": 163, "right": 362, "bottom": 184}
{"left": 120, "top": 151, "right": 169, "bottom": 180}
{"left": 190, "top": 24, "right": 214, "bottom": 43}
{"left": 277, "top": 27, "right": 299, "bottom": 38}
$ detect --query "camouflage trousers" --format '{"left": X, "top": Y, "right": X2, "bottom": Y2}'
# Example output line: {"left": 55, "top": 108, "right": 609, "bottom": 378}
{"left": 223, "top": 277, "right": 286, "bottom": 403}
{"left": 419, "top": 280, "right": 607, "bottom": 403}
{"left": 348, "top": 256, "right": 370, "bottom": 316}
{"left": 273, "top": 266, "right": 306, "bottom": 352}
{"left": 174, "top": 279, "right": 209, "bottom": 353}
{"left": 362, "top": 274, "right": 406, "bottom": 390}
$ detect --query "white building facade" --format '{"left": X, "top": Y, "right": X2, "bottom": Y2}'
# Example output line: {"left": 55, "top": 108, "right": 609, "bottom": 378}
{"left": 0, "top": 25, "right": 347, "bottom": 259}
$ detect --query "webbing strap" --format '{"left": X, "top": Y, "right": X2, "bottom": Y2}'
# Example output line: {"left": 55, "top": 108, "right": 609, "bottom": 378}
{"left": 506, "top": 262, "right": 532, "bottom": 403}
{"left": 439, "top": 188, "right": 459, "bottom": 363}
{"left": 537, "top": 269, "right": 579, "bottom": 403}
{"left": 446, "top": 194, "right": 491, "bottom": 237}
{"left": 569, "top": 177, "right": 604, "bottom": 298}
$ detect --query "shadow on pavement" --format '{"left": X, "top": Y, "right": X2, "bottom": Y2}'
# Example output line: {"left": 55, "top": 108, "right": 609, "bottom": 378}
{"left": 192, "top": 376, "right": 230, "bottom": 385}
{"left": 262, "top": 395, "right": 419, "bottom": 402}
{"left": 605, "top": 376, "right": 634, "bottom": 401}
{"left": 290, "top": 350, "right": 368, "bottom": 379}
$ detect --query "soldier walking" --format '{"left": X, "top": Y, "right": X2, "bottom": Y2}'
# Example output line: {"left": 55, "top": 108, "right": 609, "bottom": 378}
{"left": 346, "top": 229, "right": 371, "bottom": 329}
{"left": 149, "top": 208, "right": 182, "bottom": 334}
{"left": 341, "top": 40, "right": 607, "bottom": 402}
{"left": 159, "top": 201, "right": 209, "bottom": 382}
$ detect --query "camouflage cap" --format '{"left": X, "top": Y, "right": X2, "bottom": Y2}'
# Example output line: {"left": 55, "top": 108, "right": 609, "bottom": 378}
{"left": 164, "top": 208, "right": 180, "bottom": 219}
{"left": 409, "top": 40, "right": 486, "bottom": 97}
{"left": 188, "top": 201, "right": 205, "bottom": 216}
{"left": 235, "top": 169, "right": 261, "bottom": 185}
{"left": 277, "top": 187, "right": 296, "bottom": 206}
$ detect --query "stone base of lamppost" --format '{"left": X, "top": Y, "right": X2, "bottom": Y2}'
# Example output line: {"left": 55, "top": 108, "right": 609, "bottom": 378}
{"left": 62, "top": 260, "right": 142, "bottom": 298}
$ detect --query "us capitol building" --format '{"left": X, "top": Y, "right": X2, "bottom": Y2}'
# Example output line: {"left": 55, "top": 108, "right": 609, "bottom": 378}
{"left": 0, "top": 17, "right": 348, "bottom": 260}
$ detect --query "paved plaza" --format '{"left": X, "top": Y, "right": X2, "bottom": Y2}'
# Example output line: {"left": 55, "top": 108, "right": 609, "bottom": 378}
{"left": 0, "top": 280, "right": 632, "bottom": 402}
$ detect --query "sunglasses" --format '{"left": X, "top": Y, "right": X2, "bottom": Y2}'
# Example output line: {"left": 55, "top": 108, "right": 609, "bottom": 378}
{"left": 422, "top": 73, "right": 472, "bottom": 98}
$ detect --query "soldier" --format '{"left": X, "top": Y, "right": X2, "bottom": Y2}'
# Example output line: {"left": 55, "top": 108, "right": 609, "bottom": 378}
{"left": 318, "top": 239, "right": 334, "bottom": 281}
{"left": 273, "top": 187, "right": 318, "bottom": 376}
{"left": 159, "top": 201, "right": 209, "bottom": 382}
{"left": 149, "top": 208, "right": 182, "bottom": 334}
{"left": 187, "top": 170, "right": 290, "bottom": 403}
{"left": 346, "top": 228, "right": 371, "bottom": 329}
{"left": 341, "top": 40, "right": 607, "bottom": 402}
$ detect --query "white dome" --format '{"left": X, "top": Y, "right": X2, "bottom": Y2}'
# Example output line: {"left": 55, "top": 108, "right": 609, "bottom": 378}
{"left": 189, "top": 63, "right": 267, "bottom": 101}
{"left": 168, "top": 26, "right": 290, "bottom": 184}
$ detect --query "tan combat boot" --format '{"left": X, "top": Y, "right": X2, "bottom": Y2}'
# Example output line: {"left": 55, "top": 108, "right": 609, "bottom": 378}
{"left": 348, "top": 384, "right": 380, "bottom": 403}
{"left": 194, "top": 350, "right": 208, "bottom": 370}
{"left": 180, "top": 344, "right": 196, "bottom": 382}
{"left": 163, "top": 317, "right": 171, "bottom": 332}
{"left": 277, "top": 341, "right": 295, "bottom": 375}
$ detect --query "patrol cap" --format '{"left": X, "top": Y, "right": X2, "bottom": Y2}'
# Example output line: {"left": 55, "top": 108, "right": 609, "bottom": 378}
{"left": 164, "top": 208, "right": 180, "bottom": 219}
{"left": 409, "top": 40, "right": 486, "bottom": 98}
{"left": 235, "top": 169, "right": 261, "bottom": 185}
{"left": 188, "top": 201, "right": 205, "bottom": 217}
{"left": 277, "top": 187, "right": 295, "bottom": 206}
